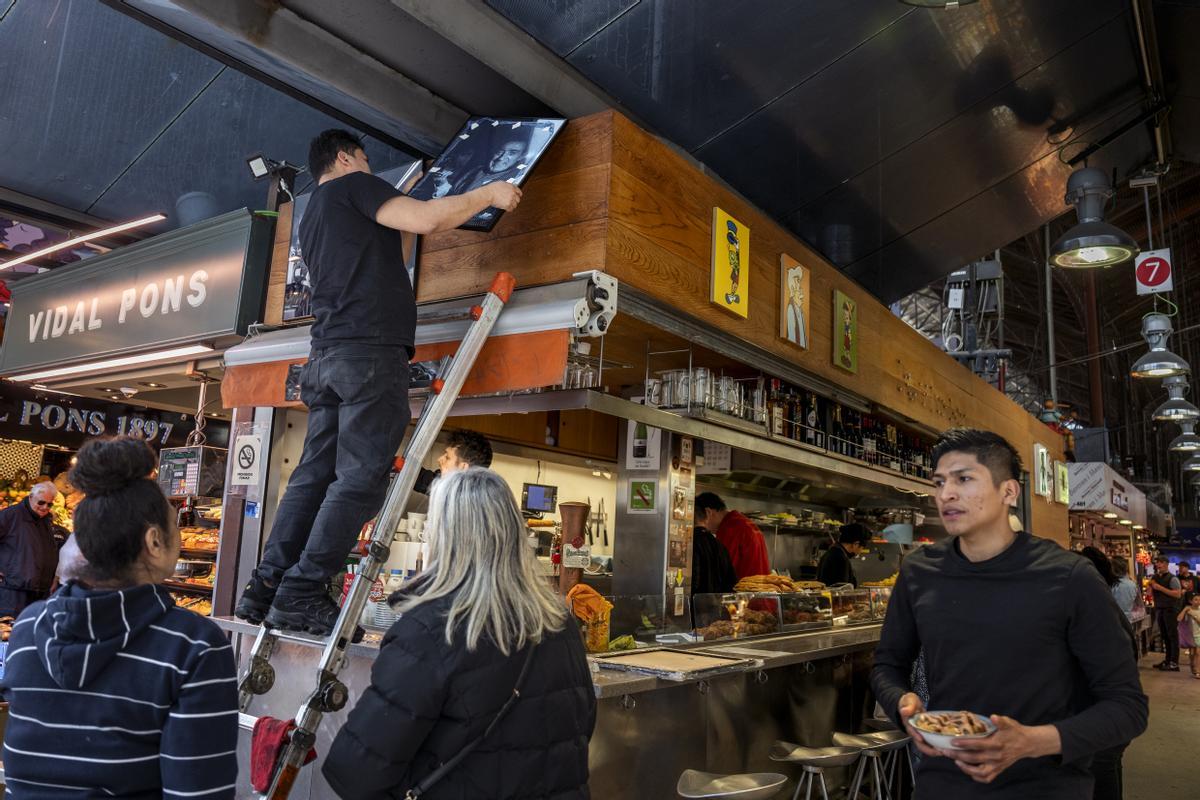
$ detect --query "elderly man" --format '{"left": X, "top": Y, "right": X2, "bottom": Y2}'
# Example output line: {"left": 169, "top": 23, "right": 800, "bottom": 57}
{"left": 0, "top": 482, "right": 60, "bottom": 617}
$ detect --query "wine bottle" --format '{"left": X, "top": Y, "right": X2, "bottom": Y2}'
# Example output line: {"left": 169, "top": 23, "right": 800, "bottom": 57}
{"left": 633, "top": 422, "right": 648, "bottom": 458}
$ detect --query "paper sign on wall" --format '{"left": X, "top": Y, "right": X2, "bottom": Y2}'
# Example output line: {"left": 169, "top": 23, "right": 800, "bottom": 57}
{"left": 625, "top": 420, "right": 661, "bottom": 470}
{"left": 628, "top": 480, "right": 657, "bottom": 514}
{"left": 231, "top": 434, "right": 263, "bottom": 486}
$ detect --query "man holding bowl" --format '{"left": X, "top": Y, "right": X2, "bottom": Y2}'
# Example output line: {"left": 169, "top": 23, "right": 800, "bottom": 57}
{"left": 871, "top": 428, "right": 1147, "bottom": 798}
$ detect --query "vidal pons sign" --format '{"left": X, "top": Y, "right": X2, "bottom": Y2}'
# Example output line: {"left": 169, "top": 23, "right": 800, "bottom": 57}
{"left": 0, "top": 209, "right": 272, "bottom": 379}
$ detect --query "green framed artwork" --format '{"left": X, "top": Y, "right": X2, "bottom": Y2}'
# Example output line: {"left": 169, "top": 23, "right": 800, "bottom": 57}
{"left": 833, "top": 289, "right": 858, "bottom": 373}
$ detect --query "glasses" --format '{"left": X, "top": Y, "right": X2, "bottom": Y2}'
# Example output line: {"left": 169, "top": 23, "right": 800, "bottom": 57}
{"left": 32, "top": 500, "right": 51, "bottom": 507}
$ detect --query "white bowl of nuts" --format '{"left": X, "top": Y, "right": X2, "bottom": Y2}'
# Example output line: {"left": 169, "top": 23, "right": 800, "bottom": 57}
{"left": 909, "top": 710, "right": 997, "bottom": 751}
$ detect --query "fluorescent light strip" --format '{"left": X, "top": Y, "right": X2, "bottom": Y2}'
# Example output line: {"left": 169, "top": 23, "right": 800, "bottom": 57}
{"left": 7, "top": 344, "right": 213, "bottom": 382}
{"left": 0, "top": 214, "right": 166, "bottom": 271}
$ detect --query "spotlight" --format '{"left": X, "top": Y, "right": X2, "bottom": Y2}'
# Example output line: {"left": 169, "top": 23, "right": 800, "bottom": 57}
{"left": 1051, "top": 167, "right": 1138, "bottom": 268}
{"left": 1102, "top": 512, "right": 1120, "bottom": 519}
{"left": 246, "top": 154, "right": 272, "bottom": 181}
{"left": 1131, "top": 313, "right": 1190, "bottom": 379}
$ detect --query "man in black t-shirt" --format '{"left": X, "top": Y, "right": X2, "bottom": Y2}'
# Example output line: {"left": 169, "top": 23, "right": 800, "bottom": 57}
{"left": 871, "top": 429, "right": 1146, "bottom": 798}
{"left": 1150, "top": 555, "right": 1183, "bottom": 671}
{"left": 236, "top": 130, "right": 521, "bottom": 635}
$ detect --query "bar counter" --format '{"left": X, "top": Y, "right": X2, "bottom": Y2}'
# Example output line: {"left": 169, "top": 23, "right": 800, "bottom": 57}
{"left": 215, "top": 617, "right": 882, "bottom": 798}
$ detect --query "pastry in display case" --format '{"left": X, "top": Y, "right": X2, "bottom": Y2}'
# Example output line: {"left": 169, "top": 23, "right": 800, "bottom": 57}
{"left": 780, "top": 590, "right": 833, "bottom": 630}
{"left": 693, "top": 592, "right": 782, "bottom": 641}
{"left": 829, "top": 588, "right": 874, "bottom": 624}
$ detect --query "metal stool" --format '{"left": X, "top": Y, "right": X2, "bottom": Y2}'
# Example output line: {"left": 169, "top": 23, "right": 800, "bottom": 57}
{"left": 833, "top": 731, "right": 910, "bottom": 800}
{"left": 677, "top": 769, "right": 789, "bottom": 800}
{"left": 770, "top": 742, "right": 862, "bottom": 800}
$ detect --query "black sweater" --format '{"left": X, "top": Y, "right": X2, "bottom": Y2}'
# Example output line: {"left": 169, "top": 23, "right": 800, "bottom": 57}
{"left": 871, "top": 532, "right": 1147, "bottom": 799}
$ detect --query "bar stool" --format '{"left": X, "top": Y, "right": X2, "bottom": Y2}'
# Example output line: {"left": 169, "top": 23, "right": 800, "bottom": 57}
{"left": 832, "top": 731, "right": 910, "bottom": 800}
{"left": 677, "top": 769, "right": 789, "bottom": 800}
{"left": 769, "top": 742, "right": 863, "bottom": 800}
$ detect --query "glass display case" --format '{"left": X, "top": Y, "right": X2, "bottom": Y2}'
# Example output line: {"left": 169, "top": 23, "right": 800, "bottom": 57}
{"left": 605, "top": 594, "right": 695, "bottom": 646}
{"left": 780, "top": 590, "right": 833, "bottom": 630}
{"left": 692, "top": 592, "right": 782, "bottom": 641}
{"left": 867, "top": 586, "right": 893, "bottom": 621}
{"left": 829, "top": 588, "right": 874, "bottom": 625}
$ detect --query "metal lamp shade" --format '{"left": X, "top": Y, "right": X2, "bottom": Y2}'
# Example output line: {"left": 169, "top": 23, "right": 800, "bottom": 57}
{"left": 1050, "top": 220, "right": 1139, "bottom": 268}
{"left": 1131, "top": 348, "right": 1190, "bottom": 378}
{"left": 1184, "top": 455, "right": 1200, "bottom": 472}
{"left": 1169, "top": 423, "right": 1200, "bottom": 452}
{"left": 1153, "top": 396, "right": 1200, "bottom": 422}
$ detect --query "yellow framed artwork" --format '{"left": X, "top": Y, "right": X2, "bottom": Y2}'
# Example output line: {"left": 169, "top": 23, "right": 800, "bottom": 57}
{"left": 710, "top": 207, "right": 749, "bottom": 318}
{"left": 779, "top": 254, "right": 809, "bottom": 349}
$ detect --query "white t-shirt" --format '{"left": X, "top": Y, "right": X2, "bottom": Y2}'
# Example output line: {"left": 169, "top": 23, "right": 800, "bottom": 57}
{"left": 1186, "top": 607, "right": 1200, "bottom": 640}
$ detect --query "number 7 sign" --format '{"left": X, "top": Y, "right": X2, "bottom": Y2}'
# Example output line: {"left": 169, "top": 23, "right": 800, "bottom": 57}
{"left": 1135, "top": 248, "right": 1174, "bottom": 295}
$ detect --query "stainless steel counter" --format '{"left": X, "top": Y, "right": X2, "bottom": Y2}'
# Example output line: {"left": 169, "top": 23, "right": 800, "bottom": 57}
{"left": 213, "top": 618, "right": 882, "bottom": 799}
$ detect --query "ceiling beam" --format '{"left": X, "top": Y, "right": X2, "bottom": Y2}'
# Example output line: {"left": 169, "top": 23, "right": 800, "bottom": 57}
{"left": 389, "top": 0, "right": 619, "bottom": 120}
{"left": 113, "top": 0, "right": 468, "bottom": 155}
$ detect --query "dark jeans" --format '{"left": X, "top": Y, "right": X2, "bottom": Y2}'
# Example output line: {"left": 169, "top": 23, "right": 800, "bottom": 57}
{"left": 256, "top": 343, "right": 411, "bottom": 597}
{"left": 1089, "top": 744, "right": 1126, "bottom": 800}
{"left": 1157, "top": 608, "right": 1180, "bottom": 664}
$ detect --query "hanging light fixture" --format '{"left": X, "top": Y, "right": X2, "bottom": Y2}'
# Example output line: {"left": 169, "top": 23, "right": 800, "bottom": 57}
{"left": 1131, "top": 313, "right": 1190, "bottom": 378}
{"left": 1170, "top": 421, "right": 1200, "bottom": 452}
{"left": 1050, "top": 167, "right": 1139, "bottom": 268}
{"left": 900, "top": 0, "right": 978, "bottom": 6}
{"left": 1184, "top": 455, "right": 1200, "bottom": 472}
{"left": 1153, "top": 375, "right": 1200, "bottom": 422}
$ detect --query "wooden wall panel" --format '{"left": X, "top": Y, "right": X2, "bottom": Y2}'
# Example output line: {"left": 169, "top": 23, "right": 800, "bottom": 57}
{"left": 604, "top": 112, "right": 1069, "bottom": 540}
{"left": 417, "top": 217, "right": 608, "bottom": 302}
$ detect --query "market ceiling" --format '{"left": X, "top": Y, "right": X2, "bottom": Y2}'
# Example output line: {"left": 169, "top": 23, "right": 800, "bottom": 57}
{"left": 5, "top": 1, "right": 1200, "bottom": 306}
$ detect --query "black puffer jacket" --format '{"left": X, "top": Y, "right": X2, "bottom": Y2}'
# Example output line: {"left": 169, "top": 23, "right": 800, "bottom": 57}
{"left": 323, "top": 593, "right": 595, "bottom": 799}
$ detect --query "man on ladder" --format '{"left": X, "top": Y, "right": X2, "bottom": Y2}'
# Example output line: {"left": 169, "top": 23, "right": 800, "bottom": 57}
{"left": 235, "top": 129, "right": 521, "bottom": 635}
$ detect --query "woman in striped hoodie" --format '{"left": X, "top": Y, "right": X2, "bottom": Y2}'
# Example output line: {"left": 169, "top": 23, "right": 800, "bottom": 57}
{"left": 0, "top": 436, "right": 238, "bottom": 798}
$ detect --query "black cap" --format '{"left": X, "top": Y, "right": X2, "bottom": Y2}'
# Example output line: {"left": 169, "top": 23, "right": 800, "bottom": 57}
{"left": 838, "top": 523, "right": 872, "bottom": 546}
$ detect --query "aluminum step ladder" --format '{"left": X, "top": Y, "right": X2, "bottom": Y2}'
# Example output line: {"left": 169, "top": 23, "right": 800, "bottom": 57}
{"left": 237, "top": 273, "right": 517, "bottom": 798}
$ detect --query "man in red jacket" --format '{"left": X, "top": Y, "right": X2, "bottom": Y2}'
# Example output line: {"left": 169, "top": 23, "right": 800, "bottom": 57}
{"left": 695, "top": 492, "right": 769, "bottom": 579}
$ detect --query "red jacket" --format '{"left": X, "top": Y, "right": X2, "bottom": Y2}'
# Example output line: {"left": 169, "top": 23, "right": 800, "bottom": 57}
{"left": 714, "top": 511, "right": 770, "bottom": 579}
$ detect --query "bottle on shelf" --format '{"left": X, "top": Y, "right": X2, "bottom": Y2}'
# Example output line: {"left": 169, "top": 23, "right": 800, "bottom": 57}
{"left": 806, "top": 392, "right": 823, "bottom": 449}
{"left": 768, "top": 379, "right": 785, "bottom": 436}
{"left": 177, "top": 495, "right": 195, "bottom": 528}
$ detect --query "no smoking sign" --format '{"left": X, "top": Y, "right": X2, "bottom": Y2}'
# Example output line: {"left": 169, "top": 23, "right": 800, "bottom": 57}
{"left": 1135, "top": 248, "right": 1173, "bottom": 295}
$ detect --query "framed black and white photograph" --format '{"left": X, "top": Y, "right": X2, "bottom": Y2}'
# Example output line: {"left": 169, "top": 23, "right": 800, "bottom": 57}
{"left": 283, "top": 160, "right": 422, "bottom": 321}
{"left": 407, "top": 116, "right": 567, "bottom": 232}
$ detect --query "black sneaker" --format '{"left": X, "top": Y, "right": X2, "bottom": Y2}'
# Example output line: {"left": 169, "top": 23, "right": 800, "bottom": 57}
{"left": 265, "top": 593, "right": 364, "bottom": 642}
{"left": 1165, "top": 663, "right": 1181, "bottom": 672}
{"left": 233, "top": 575, "right": 276, "bottom": 625}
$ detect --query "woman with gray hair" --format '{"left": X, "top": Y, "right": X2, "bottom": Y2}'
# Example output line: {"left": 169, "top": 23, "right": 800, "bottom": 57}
{"left": 323, "top": 467, "right": 595, "bottom": 799}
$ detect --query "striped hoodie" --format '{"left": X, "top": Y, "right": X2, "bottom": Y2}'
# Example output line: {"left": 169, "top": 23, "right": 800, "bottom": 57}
{"left": 0, "top": 581, "right": 238, "bottom": 798}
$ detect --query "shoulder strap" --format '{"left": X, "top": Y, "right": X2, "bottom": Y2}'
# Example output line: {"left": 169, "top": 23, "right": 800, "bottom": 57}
{"left": 405, "top": 641, "right": 539, "bottom": 800}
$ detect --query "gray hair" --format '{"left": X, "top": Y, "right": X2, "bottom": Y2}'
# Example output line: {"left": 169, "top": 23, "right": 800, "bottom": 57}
{"left": 31, "top": 482, "right": 57, "bottom": 500}
{"left": 394, "top": 468, "right": 566, "bottom": 655}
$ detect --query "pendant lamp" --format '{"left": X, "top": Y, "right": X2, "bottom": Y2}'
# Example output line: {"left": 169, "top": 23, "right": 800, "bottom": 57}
{"left": 1131, "top": 313, "right": 1190, "bottom": 379}
{"left": 901, "top": 0, "right": 978, "bottom": 6}
{"left": 1050, "top": 167, "right": 1138, "bottom": 268}
{"left": 1153, "top": 375, "right": 1200, "bottom": 422}
{"left": 1170, "top": 421, "right": 1200, "bottom": 453}
{"left": 1184, "top": 454, "right": 1200, "bottom": 472}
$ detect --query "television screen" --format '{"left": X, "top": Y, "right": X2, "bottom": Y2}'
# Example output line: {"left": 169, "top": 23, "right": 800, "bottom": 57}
{"left": 407, "top": 116, "right": 567, "bottom": 232}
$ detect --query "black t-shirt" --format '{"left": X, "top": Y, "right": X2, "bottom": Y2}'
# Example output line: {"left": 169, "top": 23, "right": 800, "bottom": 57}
{"left": 298, "top": 172, "right": 415, "bottom": 351}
